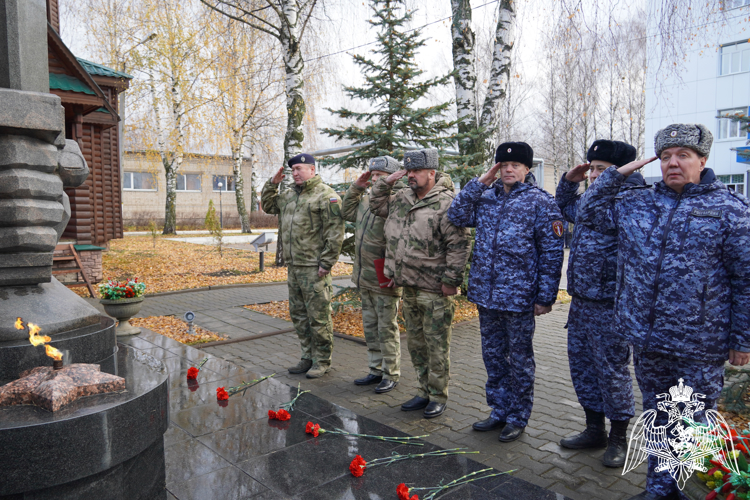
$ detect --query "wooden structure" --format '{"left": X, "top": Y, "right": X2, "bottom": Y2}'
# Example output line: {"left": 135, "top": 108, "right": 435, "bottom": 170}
{"left": 52, "top": 244, "right": 96, "bottom": 298}
{"left": 46, "top": 1, "right": 131, "bottom": 247}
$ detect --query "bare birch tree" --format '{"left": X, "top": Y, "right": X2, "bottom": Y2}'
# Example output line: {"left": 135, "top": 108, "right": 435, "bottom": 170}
{"left": 200, "top": 0, "right": 319, "bottom": 264}
{"left": 450, "top": 0, "right": 516, "bottom": 175}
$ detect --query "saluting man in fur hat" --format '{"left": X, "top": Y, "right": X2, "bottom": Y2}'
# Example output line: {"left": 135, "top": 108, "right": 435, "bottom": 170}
{"left": 577, "top": 125, "right": 750, "bottom": 500}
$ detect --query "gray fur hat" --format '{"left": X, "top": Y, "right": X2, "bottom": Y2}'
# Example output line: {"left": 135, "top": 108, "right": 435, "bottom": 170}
{"left": 368, "top": 155, "right": 400, "bottom": 174}
{"left": 654, "top": 123, "right": 713, "bottom": 158}
{"left": 403, "top": 148, "right": 439, "bottom": 170}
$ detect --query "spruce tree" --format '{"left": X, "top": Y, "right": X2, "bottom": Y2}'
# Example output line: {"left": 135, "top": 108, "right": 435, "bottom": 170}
{"left": 322, "top": 0, "right": 455, "bottom": 170}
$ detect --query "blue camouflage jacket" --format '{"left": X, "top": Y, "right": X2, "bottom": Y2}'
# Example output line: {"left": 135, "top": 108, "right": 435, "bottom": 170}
{"left": 448, "top": 178, "right": 565, "bottom": 313}
{"left": 577, "top": 167, "right": 750, "bottom": 361}
{"left": 556, "top": 172, "right": 645, "bottom": 302}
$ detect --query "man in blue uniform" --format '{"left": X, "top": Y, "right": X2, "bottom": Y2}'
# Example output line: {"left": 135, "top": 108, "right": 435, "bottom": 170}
{"left": 556, "top": 140, "right": 642, "bottom": 468}
{"left": 448, "top": 142, "right": 564, "bottom": 442}
{"left": 578, "top": 124, "right": 750, "bottom": 500}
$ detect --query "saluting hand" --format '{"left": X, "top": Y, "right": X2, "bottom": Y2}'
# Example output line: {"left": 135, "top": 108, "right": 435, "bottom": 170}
{"left": 479, "top": 162, "right": 502, "bottom": 187}
{"left": 617, "top": 156, "right": 657, "bottom": 177}
{"left": 271, "top": 166, "right": 286, "bottom": 184}
{"left": 565, "top": 163, "right": 590, "bottom": 183}
{"left": 385, "top": 170, "right": 407, "bottom": 185}
{"left": 354, "top": 171, "right": 372, "bottom": 188}
{"left": 729, "top": 349, "right": 750, "bottom": 367}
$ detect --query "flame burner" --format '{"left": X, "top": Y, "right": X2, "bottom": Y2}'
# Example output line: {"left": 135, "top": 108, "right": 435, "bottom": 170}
{"left": 52, "top": 359, "right": 62, "bottom": 370}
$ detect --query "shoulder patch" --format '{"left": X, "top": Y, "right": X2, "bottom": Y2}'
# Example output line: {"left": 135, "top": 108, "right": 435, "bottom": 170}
{"left": 329, "top": 197, "right": 338, "bottom": 203}
{"left": 690, "top": 208, "right": 722, "bottom": 218}
{"left": 552, "top": 220, "right": 564, "bottom": 238}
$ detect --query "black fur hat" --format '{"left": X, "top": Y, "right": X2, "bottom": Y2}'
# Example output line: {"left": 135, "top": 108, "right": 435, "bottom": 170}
{"left": 587, "top": 140, "right": 637, "bottom": 167}
{"left": 495, "top": 142, "right": 533, "bottom": 168}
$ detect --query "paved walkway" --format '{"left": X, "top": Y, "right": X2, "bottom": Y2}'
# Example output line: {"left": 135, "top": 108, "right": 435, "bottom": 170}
{"left": 119, "top": 279, "right": 647, "bottom": 500}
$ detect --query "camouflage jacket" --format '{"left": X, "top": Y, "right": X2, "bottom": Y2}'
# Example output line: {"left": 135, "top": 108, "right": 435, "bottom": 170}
{"left": 261, "top": 175, "right": 344, "bottom": 270}
{"left": 577, "top": 167, "right": 750, "bottom": 361}
{"left": 342, "top": 183, "right": 402, "bottom": 296}
{"left": 556, "top": 172, "right": 645, "bottom": 303}
{"left": 369, "top": 172, "right": 470, "bottom": 294}
{"left": 448, "top": 178, "right": 564, "bottom": 312}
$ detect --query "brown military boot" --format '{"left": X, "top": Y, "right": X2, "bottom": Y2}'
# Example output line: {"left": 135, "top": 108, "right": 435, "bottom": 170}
{"left": 305, "top": 364, "right": 330, "bottom": 379}
{"left": 288, "top": 359, "right": 313, "bottom": 374}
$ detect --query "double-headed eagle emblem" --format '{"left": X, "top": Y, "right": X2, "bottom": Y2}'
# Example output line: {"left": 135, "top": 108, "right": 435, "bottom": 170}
{"left": 623, "top": 378, "right": 739, "bottom": 490}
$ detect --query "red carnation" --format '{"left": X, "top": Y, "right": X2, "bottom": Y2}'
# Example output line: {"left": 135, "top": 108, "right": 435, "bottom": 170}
{"left": 268, "top": 410, "right": 278, "bottom": 419}
{"left": 305, "top": 421, "right": 320, "bottom": 437}
{"left": 397, "top": 484, "right": 410, "bottom": 500}
{"left": 216, "top": 387, "right": 229, "bottom": 400}
{"left": 349, "top": 455, "right": 366, "bottom": 477}
{"left": 276, "top": 409, "right": 291, "bottom": 421}
{"left": 186, "top": 367, "right": 199, "bottom": 380}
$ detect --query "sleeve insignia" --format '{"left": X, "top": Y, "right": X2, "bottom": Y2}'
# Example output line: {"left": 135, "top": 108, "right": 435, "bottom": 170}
{"left": 552, "top": 220, "right": 564, "bottom": 237}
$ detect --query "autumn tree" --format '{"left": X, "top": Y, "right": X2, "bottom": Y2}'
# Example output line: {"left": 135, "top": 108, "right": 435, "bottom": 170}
{"left": 207, "top": 15, "right": 284, "bottom": 232}
{"left": 137, "top": 1, "right": 213, "bottom": 234}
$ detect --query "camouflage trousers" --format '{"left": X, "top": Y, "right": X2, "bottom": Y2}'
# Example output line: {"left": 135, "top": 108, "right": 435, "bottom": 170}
{"left": 478, "top": 307, "right": 536, "bottom": 428}
{"left": 567, "top": 297, "right": 635, "bottom": 421}
{"left": 402, "top": 287, "right": 455, "bottom": 404}
{"left": 360, "top": 288, "right": 401, "bottom": 381}
{"left": 633, "top": 349, "right": 724, "bottom": 497}
{"left": 287, "top": 265, "right": 334, "bottom": 367}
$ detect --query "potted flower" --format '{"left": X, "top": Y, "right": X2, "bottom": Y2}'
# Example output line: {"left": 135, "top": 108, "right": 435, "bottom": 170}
{"left": 99, "top": 278, "right": 146, "bottom": 336}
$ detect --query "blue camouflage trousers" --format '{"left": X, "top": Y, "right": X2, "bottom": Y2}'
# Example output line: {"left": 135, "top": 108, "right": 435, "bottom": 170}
{"left": 567, "top": 297, "right": 635, "bottom": 421}
{"left": 633, "top": 349, "right": 724, "bottom": 497}
{"left": 479, "top": 307, "right": 535, "bottom": 428}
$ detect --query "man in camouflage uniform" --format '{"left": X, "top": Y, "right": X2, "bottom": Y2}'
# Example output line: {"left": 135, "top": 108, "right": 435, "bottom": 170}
{"left": 578, "top": 124, "right": 750, "bottom": 500}
{"left": 448, "top": 142, "right": 564, "bottom": 442}
{"left": 342, "top": 156, "right": 403, "bottom": 394}
{"left": 555, "top": 140, "right": 642, "bottom": 467}
{"left": 261, "top": 153, "right": 345, "bottom": 379}
{"left": 369, "top": 149, "right": 470, "bottom": 419}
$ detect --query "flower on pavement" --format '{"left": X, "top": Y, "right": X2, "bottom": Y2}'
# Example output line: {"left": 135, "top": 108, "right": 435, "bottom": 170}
{"left": 349, "top": 455, "right": 366, "bottom": 477}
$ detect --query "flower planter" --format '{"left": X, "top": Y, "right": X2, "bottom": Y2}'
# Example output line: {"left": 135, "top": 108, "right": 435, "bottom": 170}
{"left": 100, "top": 297, "right": 144, "bottom": 336}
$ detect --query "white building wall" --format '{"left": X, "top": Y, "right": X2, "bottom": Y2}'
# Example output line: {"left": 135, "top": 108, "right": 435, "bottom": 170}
{"left": 644, "top": 1, "right": 750, "bottom": 193}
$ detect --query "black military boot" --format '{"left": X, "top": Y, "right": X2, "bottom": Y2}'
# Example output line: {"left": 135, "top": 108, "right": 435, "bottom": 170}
{"left": 559, "top": 408, "right": 607, "bottom": 449}
{"left": 602, "top": 419, "right": 630, "bottom": 468}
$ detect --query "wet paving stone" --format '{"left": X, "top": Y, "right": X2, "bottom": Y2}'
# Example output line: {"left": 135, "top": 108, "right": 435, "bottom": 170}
{"left": 129, "top": 326, "right": 572, "bottom": 499}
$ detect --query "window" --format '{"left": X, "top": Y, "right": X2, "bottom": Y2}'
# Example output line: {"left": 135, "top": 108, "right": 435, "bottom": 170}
{"left": 123, "top": 172, "right": 156, "bottom": 191}
{"left": 720, "top": 41, "right": 750, "bottom": 75}
{"left": 718, "top": 107, "right": 748, "bottom": 139}
{"left": 722, "top": 0, "right": 750, "bottom": 10}
{"left": 717, "top": 174, "right": 745, "bottom": 194}
{"left": 177, "top": 173, "right": 201, "bottom": 192}
{"left": 213, "top": 175, "right": 236, "bottom": 192}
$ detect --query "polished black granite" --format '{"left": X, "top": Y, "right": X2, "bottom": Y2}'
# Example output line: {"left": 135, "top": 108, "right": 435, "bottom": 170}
{"left": 0, "top": 316, "right": 117, "bottom": 380}
{"left": 0, "top": 343, "right": 169, "bottom": 498}
{"left": 116, "top": 331, "right": 572, "bottom": 500}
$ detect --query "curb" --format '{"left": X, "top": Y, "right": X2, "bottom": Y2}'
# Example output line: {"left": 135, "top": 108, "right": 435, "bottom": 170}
{"left": 142, "top": 276, "right": 354, "bottom": 298}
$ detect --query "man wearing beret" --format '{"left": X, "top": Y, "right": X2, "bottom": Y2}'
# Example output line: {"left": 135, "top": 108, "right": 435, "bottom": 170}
{"left": 261, "top": 154, "right": 345, "bottom": 379}
{"left": 448, "top": 142, "right": 564, "bottom": 442}
{"left": 369, "top": 149, "right": 470, "bottom": 418}
{"left": 555, "top": 140, "right": 643, "bottom": 467}
{"left": 578, "top": 124, "right": 750, "bottom": 500}
{"left": 342, "top": 156, "right": 404, "bottom": 394}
